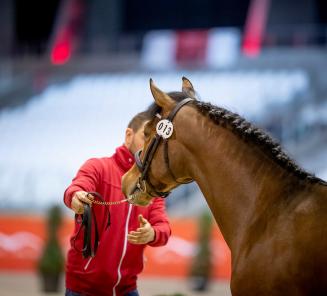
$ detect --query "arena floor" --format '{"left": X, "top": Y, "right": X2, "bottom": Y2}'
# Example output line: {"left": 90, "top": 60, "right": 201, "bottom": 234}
{"left": 0, "top": 272, "right": 231, "bottom": 296}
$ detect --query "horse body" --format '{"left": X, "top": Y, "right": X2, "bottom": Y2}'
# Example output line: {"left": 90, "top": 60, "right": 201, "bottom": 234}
{"left": 231, "top": 186, "right": 327, "bottom": 295}
{"left": 121, "top": 78, "right": 327, "bottom": 294}
{"left": 174, "top": 106, "right": 327, "bottom": 295}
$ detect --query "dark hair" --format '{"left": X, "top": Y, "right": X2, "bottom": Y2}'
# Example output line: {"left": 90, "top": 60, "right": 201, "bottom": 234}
{"left": 127, "top": 111, "right": 151, "bottom": 132}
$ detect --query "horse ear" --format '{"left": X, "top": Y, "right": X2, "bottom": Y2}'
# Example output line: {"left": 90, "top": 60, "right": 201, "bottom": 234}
{"left": 182, "top": 76, "right": 196, "bottom": 98}
{"left": 149, "top": 79, "right": 174, "bottom": 109}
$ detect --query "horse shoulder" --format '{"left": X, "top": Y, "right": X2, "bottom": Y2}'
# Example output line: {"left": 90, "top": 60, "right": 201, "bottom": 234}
{"left": 230, "top": 189, "right": 327, "bottom": 295}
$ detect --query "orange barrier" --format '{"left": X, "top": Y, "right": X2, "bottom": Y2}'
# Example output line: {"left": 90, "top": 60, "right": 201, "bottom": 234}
{"left": 0, "top": 215, "right": 231, "bottom": 279}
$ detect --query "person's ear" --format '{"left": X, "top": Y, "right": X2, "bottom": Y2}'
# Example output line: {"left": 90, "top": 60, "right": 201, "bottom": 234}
{"left": 125, "top": 128, "right": 134, "bottom": 149}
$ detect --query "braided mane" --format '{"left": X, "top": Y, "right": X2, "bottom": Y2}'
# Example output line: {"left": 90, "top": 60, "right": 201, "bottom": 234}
{"left": 194, "top": 100, "right": 324, "bottom": 184}
{"left": 146, "top": 91, "right": 325, "bottom": 185}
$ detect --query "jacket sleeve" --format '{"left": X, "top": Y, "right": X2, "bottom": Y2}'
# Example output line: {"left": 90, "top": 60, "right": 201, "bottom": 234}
{"left": 63, "top": 158, "right": 102, "bottom": 209}
{"left": 147, "top": 198, "right": 171, "bottom": 247}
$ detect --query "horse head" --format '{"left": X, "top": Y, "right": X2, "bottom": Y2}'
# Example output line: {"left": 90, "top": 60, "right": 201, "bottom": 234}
{"left": 122, "top": 77, "right": 196, "bottom": 206}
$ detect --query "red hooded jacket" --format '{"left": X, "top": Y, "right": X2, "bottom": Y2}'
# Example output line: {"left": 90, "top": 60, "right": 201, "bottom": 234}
{"left": 64, "top": 145, "right": 171, "bottom": 296}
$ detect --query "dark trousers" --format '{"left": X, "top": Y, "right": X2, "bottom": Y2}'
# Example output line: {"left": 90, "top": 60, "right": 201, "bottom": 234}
{"left": 65, "top": 288, "right": 139, "bottom": 296}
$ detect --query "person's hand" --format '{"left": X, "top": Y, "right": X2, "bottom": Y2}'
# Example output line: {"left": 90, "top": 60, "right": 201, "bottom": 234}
{"left": 71, "top": 191, "right": 94, "bottom": 214}
{"left": 127, "top": 215, "right": 155, "bottom": 245}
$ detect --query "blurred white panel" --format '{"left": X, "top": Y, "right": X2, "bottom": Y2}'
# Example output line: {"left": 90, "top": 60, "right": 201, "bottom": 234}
{"left": 206, "top": 28, "right": 241, "bottom": 68}
{"left": 141, "top": 30, "right": 176, "bottom": 70}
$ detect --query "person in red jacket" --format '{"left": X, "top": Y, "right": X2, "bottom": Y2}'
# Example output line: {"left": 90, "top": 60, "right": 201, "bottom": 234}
{"left": 63, "top": 110, "right": 171, "bottom": 296}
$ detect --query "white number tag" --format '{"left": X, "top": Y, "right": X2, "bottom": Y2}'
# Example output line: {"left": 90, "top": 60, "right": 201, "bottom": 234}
{"left": 156, "top": 119, "right": 174, "bottom": 139}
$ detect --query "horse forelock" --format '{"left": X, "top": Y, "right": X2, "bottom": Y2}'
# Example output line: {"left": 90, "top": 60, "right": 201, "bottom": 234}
{"left": 194, "top": 100, "right": 324, "bottom": 185}
{"left": 146, "top": 91, "right": 189, "bottom": 119}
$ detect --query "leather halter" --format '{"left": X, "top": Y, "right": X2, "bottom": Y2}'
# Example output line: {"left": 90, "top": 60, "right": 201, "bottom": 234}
{"left": 134, "top": 98, "right": 193, "bottom": 198}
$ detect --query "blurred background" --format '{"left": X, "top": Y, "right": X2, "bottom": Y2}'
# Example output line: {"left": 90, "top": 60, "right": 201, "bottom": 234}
{"left": 0, "top": 0, "right": 327, "bottom": 295}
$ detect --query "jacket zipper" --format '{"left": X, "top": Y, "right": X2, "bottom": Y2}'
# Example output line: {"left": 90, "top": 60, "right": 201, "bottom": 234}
{"left": 84, "top": 257, "right": 93, "bottom": 270}
{"left": 112, "top": 203, "right": 133, "bottom": 296}
{"left": 84, "top": 242, "right": 101, "bottom": 270}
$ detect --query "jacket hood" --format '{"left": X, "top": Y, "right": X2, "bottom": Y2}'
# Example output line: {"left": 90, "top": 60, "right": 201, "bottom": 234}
{"left": 113, "top": 145, "right": 135, "bottom": 172}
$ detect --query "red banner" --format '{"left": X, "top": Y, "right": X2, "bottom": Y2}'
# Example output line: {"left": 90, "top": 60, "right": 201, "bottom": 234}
{"left": 0, "top": 215, "right": 231, "bottom": 279}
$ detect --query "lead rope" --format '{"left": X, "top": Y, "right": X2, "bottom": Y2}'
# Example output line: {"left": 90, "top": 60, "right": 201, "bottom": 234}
{"left": 73, "top": 192, "right": 128, "bottom": 258}
{"left": 91, "top": 199, "right": 128, "bottom": 206}
{"left": 87, "top": 191, "right": 128, "bottom": 206}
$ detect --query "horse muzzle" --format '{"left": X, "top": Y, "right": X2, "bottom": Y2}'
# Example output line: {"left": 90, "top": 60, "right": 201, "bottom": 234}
{"left": 126, "top": 179, "right": 154, "bottom": 206}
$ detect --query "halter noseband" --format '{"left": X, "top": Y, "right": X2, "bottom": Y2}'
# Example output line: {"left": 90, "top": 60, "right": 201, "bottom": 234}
{"left": 133, "top": 98, "right": 193, "bottom": 198}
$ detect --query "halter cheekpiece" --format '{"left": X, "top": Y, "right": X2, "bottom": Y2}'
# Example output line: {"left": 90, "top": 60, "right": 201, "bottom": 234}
{"left": 133, "top": 97, "right": 194, "bottom": 198}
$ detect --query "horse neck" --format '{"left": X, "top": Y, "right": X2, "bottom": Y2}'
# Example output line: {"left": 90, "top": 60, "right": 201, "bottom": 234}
{"left": 177, "top": 110, "right": 294, "bottom": 251}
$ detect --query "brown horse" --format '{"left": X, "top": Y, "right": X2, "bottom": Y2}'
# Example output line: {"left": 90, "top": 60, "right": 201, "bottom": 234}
{"left": 122, "top": 77, "right": 327, "bottom": 295}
